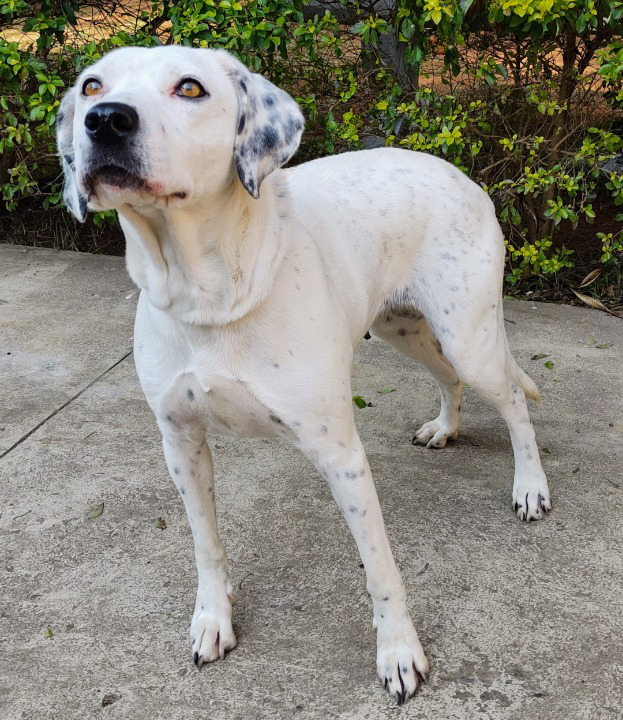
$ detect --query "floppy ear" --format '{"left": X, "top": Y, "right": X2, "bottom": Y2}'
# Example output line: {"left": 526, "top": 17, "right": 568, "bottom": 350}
{"left": 56, "top": 88, "right": 87, "bottom": 222}
{"left": 222, "top": 53, "right": 304, "bottom": 198}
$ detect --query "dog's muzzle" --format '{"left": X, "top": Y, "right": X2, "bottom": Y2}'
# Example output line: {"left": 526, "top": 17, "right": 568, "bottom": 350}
{"left": 83, "top": 102, "right": 147, "bottom": 191}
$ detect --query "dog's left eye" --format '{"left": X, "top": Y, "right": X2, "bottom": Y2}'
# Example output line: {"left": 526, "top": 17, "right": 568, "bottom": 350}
{"left": 175, "top": 79, "right": 207, "bottom": 99}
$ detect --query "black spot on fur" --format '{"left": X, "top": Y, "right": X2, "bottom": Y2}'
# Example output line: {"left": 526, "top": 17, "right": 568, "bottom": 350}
{"left": 263, "top": 94, "right": 276, "bottom": 108}
{"left": 187, "top": 388, "right": 195, "bottom": 401}
{"left": 237, "top": 113, "right": 246, "bottom": 134}
{"left": 261, "top": 125, "right": 278, "bottom": 151}
{"left": 284, "top": 117, "right": 302, "bottom": 144}
{"left": 269, "top": 414, "right": 283, "bottom": 425}
{"left": 397, "top": 328, "right": 407, "bottom": 336}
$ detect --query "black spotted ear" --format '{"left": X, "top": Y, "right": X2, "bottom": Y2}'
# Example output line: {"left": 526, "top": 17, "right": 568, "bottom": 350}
{"left": 221, "top": 53, "right": 304, "bottom": 198}
{"left": 56, "top": 88, "right": 87, "bottom": 222}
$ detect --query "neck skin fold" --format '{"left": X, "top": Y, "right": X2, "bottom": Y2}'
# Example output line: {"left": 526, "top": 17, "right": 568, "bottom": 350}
{"left": 119, "top": 174, "right": 287, "bottom": 327}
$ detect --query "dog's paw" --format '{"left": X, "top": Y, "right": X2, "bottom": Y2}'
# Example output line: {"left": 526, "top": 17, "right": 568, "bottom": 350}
{"left": 377, "top": 627, "right": 428, "bottom": 705}
{"left": 512, "top": 479, "right": 551, "bottom": 521}
{"left": 412, "top": 418, "right": 458, "bottom": 449}
{"left": 190, "top": 611, "right": 237, "bottom": 667}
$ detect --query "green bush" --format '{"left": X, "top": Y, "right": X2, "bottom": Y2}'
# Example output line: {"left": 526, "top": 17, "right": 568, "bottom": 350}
{"left": 1, "top": 0, "right": 622, "bottom": 300}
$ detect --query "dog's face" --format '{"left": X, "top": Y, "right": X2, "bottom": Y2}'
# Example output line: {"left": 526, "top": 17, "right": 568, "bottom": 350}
{"left": 56, "top": 46, "right": 304, "bottom": 220}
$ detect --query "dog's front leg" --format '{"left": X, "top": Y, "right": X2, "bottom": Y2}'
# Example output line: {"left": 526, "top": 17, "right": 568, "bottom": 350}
{"left": 303, "top": 432, "right": 429, "bottom": 704}
{"left": 159, "top": 420, "right": 236, "bottom": 667}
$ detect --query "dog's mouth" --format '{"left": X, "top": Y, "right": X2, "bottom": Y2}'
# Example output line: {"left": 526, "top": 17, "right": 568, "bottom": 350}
{"left": 85, "top": 164, "right": 147, "bottom": 192}
{"left": 82, "top": 160, "right": 187, "bottom": 206}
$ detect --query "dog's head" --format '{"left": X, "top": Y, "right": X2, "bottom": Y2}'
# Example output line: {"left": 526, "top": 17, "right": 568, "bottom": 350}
{"left": 56, "top": 46, "right": 304, "bottom": 220}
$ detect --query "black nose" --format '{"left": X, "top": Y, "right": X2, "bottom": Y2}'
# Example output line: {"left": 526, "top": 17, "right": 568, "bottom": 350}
{"left": 84, "top": 102, "right": 139, "bottom": 145}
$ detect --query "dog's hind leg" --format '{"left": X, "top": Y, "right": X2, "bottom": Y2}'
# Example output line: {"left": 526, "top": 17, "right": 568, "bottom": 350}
{"left": 158, "top": 418, "right": 237, "bottom": 666}
{"left": 371, "top": 312, "right": 463, "bottom": 449}
{"left": 419, "top": 301, "right": 551, "bottom": 521}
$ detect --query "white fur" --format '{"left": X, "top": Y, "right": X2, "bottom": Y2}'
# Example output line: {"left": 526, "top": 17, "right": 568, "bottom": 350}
{"left": 57, "top": 46, "right": 552, "bottom": 705}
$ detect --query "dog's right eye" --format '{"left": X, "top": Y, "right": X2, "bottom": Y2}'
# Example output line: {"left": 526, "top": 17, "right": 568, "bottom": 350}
{"left": 82, "top": 78, "right": 103, "bottom": 97}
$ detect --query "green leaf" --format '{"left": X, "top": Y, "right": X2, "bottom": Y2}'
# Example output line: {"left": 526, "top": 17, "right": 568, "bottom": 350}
{"left": 87, "top": 502, "right": 104, "bottom": 519}
{"left": 43, "top": 626, "right": 53, "bottom": 638}
{"left": 544, "top": 360, "right": 554, "bottom": 370}
{"left": 153, "top": 516, "right": 167, "bottom": 530}
{"left": 377, "top": 387, "right": 397, "bottom": 394}
{"left": 595, "top": 342, "right": 613, "bottom": 349}
{"left": 352, "top": 395, "right": 370, "bottom": 409}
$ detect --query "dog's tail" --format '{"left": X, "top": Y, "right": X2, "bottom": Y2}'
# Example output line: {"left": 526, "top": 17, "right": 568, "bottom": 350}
{"left": 509, "top": 355, "right": 541, "bottom": 404}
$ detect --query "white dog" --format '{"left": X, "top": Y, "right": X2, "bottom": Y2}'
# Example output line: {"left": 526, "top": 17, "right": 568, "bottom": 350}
{"left": 57, "top": 46, "right": 552, "bottom": 704}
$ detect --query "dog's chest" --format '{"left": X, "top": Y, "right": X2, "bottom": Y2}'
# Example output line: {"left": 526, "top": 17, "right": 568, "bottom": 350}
{"left": 166, "top": 369, "right": 289, "bottom": 440}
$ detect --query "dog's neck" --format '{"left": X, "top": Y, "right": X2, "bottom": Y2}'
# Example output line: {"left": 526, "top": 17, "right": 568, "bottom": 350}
{"left": 119, "top": 174, "right": 287, "bottom": 326}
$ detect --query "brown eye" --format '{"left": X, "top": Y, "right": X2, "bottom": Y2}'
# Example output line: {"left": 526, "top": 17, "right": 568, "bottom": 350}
{"left": 176, "top": 79, "right": 206, "bottom": 99}
{"left": 82, "top": 79, "right": 102, "bottom": 97}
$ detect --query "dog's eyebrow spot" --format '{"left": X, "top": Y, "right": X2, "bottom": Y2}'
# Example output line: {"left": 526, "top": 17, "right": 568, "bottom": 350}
{"left": 397, "top": 328, "right": 407, "bottom": 336}
{"left": 187, "top": 388, "right": 195, "bottom": 401}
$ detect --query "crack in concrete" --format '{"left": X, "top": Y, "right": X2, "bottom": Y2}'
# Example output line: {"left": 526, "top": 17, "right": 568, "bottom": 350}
{"left": 0, "top": 349, "right": 133, "bottom": 461}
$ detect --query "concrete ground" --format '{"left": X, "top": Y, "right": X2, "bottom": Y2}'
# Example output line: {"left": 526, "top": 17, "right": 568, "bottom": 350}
{"left": 1, "top": 243, "right": 622, "bottom": 720}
